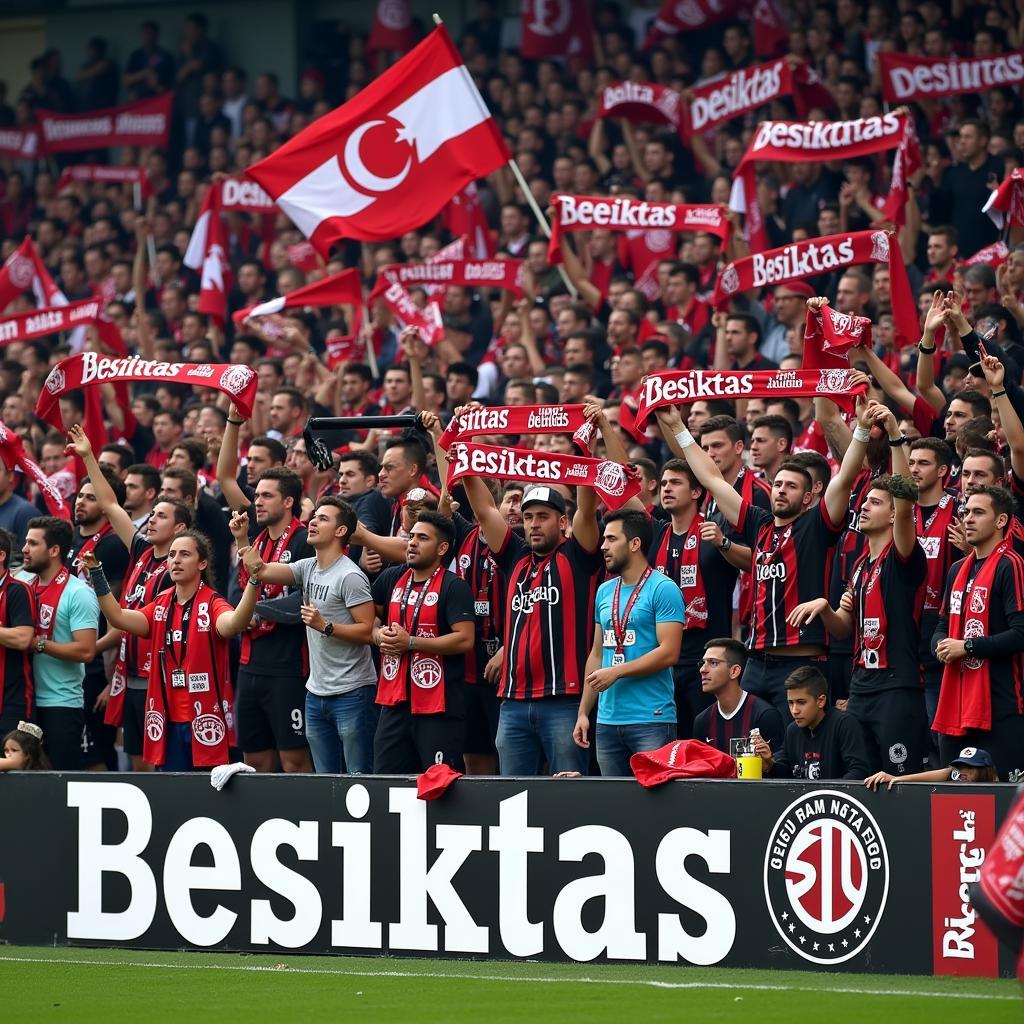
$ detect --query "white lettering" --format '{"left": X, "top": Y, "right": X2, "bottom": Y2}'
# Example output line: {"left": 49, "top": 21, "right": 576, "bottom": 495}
{"left": 250, "top": 820, "right": 322, "bottom": 948}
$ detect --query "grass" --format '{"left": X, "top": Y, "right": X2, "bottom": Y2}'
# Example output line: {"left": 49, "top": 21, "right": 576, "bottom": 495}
{"left": 1, "top": 945, "right": 1019, "bottom": 1022}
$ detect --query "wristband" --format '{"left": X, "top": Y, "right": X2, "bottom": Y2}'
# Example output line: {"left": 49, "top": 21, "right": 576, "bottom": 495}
{"left": 992, "top": 389, "right": 1007, "bottom": 398}
{"left": 918, "top": 344, "right": 936, "bottom": 354}
{"left": 247, "top": 576, "right": 261, "bottom": 587}
{"left": 674, "top": 428, "right": 697, "bottom": 449}
{"left": 852, "top": 425, "right": 872, "bottom": 443}
{"left": 408, "top": 636, "right": 415, "bottom": 651}
{"left": 89, "top": 566, "right": 111, "bottom": 597}
{"left": 227, "top": 418, "right": 244, "bottom": 425}
{"left": 888, "top": 435, "right": 909, "bottom": 446}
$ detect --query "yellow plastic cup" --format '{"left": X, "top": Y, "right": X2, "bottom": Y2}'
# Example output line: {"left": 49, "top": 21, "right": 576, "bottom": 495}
{"left": 736, "top": 755, "right": 763, "bottom": 780}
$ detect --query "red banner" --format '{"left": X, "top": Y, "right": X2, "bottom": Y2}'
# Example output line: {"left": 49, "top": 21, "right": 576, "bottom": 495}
{"left": 600, "top": 81, "right": 681, "bottom": 129}
{"left": 0, "top": 421, "right": 70, "bottom": 520}
{"left": 644, "top": 0, "right": 739, "bottom": 48}
{"left": 964, "top": 240, "right": 1009, "bottom": 268}
{"left": 36, "top": 93, "right": 173, "bottom": 153}
{"left": 439, "top": 404, "right": 596, "bottom": 453}
{"left": 36, "top": 354, "right": 258, "bottom": 431}
{"left": 930, "top": 793, "right": 1000, "bottom": 978}
{"left": 0, "top": 297, "right": 110, "bottom": 346}
{"left": 880, "top": 50, "right": 1024, "bottom": 104}
{"left": 219, "top": 175, "right": 277, "bottom": 213}
{"left": 0, "top": 127, "right": 38, "bottom": 160}
{"left": 372, "top": 259, "right": 524, "bottom": 299}
{"left": 379, "top": 280, "right": 443, "bottom": 345}
{"left": 636, "top": 367, "right": 867, "bottom": 427}
{"left": 548, "top": 194, "right": 729, "bottom": 264}
{"left": 55, "top": 165, "right": 151, "bottom": 197}
{"left": 521, "top": 0, "right": 595, "bottom": 61}
{"left": 447, "top": 442, "right": 640, "bottom": 510}
{"left": 805, "top": 303, "right": 872, "bottom": 356}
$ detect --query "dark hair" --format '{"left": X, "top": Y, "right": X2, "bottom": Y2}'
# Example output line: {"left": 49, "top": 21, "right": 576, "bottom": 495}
{"left": 955, "top": 390, "right": 992, "bottom": 419}
{"left": 249, "top": 435, "right": 288, "bottom": 465}
{"left": 910, "top": 437, "right": 954, "bottom": 469}
{"left": 171, "top": 437, "right": 208, "bottom": 472}
{"left": 2, "top": 725, "right": 50, "bottom": 770}
{"left": 784, "top": 665, "right": 828, "bottom": 698}
{"left": 962, "top": 447, "right": 1005, "bottom": 480}
{"left": 661, "top": 457, "right": 704, "bottom": 497}
{"left": 383, "top": 437, "right": 427, "bottom": 473}
{"left": 27, "top": 516, "right": 74, "bottom": 562}
{"left": 447, "top": 361, "right": 479, "bottom": 387}
{"left": 315, "top": 496, "right": 357, "bottom": 543}
{"left": 272, "top": 386, "right": 308, "bottom": 415}
{"left": 564, "top": 361, "right": 595, "bottom": 383}
{"left": 171, "top": 529, "right": 214, "bottom": 586}
{"left": 342, "top": 362, "right": 374, "bottom": 384}
{"left": 787, "top": 451, "right": 831, "bottom": 489}
{"left": 603, "top": 508, "right": 654, "bottom": 556}
{"left": 161, "top": 467, "right": 198, "bottom": 503}
{"left": 99, "top": 443, "right": 133, "bottom": 474}
{"left": 775, "top": 460, "right": 813, "bottom": 491}
{"left": 0, "top": 527, "right": 13, "bottom": 570}
{"left": 726, "top": 312, "right": 762, "bottom": 343}
{"left": 700, "top": 414, "right": 745, "bottom": 445}
{"left": 668, "top": 261, "right": 699, "bottom": 286}
{"left": 968, "top": 484, "right": 1015, "bottom": 524}
{"left": 124, "top": 462, "right": 161, "bottom": 494}
{"left": 414, "top": 509, "right": 455, "bottom": 554}
{"left": 703, "top": 636, "right": 748, "bottom": 671}
{"left": 153, "top": 407, "right": 185, "bottom": 426}
{"left": 338, "top": 450, "right": 380, "bottom": 477}
{"left": 764, "top": 397, "right": 803, "bottom": 425}
{"left": 256, "top": 466, "right": 303, "bottom": 511}
{"left": 751, "top": 414, "right": 794, "bottom": 448}
{"left": 82, "top": 466, "right": 127, "bottom": 509}
{"left": 154, "top": 496, "right": 194, "bottom": 528}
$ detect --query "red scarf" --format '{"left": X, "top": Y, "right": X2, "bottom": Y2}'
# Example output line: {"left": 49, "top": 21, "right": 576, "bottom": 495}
{"left": 238, "top": 517, "right": 302, "bottom": 663}
{"left": 934, "top": 542, "right": 1023, "bottom": 735}
{"left": 732, "top": 469, "right": 769, "bottom": 625}
{"left": 600, "top": 80, "right": 681, "bottom": 129}
{"left": 804, "top": 304, "right": 873, "bottom": 357}
{"left": 0, "top": 421, "right": 70, "bottom": 519}
{"left": 377, "top": 567, "right": 447, "bottom": 714}
{"left": 453, "top": 526, "right": 501, "bottom": 685}
{"left": 850, "top": 541, "right": 895, "bottom": 670}
{"left": 73, "top": 522, "right": 113, "bottom": 580}
{"left": 880, "top": 50, "right": 1024, "bottom": 104}
{"left": 143, "top": 582, "right": 235, "bottom": 768}
{"left": 33, "top": 566, "right": 71, "bottom": 641}
{"left": 371, "top": 259, "right": 524, "bottom": 300}
{"left": 916, "top": 495, "right": 957, "bottom": 612}
{"left": 105, "top": 545, "right": 169, "bottom": 727}
{"left": 440, "top": 404, "right": 596, "bottom": 455}
{"left": 652, "top": 514, "right": 710, "bottom": 631}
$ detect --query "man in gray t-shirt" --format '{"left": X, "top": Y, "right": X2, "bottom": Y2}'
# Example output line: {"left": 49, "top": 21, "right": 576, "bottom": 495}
{"left": 241, "top": 498, "right": 379, "bottom": 774}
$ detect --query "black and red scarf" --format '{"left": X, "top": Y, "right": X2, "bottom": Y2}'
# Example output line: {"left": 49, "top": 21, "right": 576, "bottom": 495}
{"left": 652, "top": 514, "right": 709, "bottom": 631}
{"left": 238, "top": 516, "right": 302, "bottom": 663}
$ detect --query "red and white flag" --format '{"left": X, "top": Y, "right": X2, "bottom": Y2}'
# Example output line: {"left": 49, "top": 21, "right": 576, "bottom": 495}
{"left": 246, "top": 26, "right": 510, "bottom": 255}
{"left": 219, "top": 176, "right": 277, "bottom": 213}
{"left": 0, "top": 126, "right": 38, "bottom": 160}
{"left": 0, "top": 421, "right": 69, "bottom": 520}
{"left": 233, "top": 267, "right": 363, "bottom": 324}
{"left": 367, "top": 0, "right": 417, "bottom": 54}
{"left": 183, "top": 189, "right": 231, "bottom": 326}
{"left": 442, "top": 183, "right": 493, "bottom": 258}
{"left": 805, "top": 303, "right": 872, "bottom": 357}
{"left": 644, "top": 0, "right": 739, "bottom": 48}
{"left": 0, "top": 238, "right": 66, "bottom": 313}
{"left": 752, "top": 0, "right": 789, "bottom": 57}
{"left": 379, "top": 281, "right": 444, "bottom": 346}
{"left": 964, "top": 240, "right": 1010, "bottom": 268}
{"left": 879, "top": 116, "right": 921, "bottom": 227}
{"left": 521, "top": 0, "right": 595, "bottom": 61}
{"left": 983, "top": 167, "right": 1024, "bottom": 230}
{"left": 600, "top": 81, "right": 681, "bottom": 130}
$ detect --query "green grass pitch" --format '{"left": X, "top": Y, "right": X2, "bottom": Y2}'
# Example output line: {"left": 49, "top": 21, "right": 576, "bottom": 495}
{"left": 0, "top": 945, "right": 1019, "bottom": 1022}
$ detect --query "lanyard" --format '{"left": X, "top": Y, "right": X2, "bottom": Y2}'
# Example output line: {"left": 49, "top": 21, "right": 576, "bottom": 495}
{"left": 164, "top": 594, "right": 196, "bottom": 669}
{"left": 397, "top": 567, "right": 442, "bottom": 638}
{"left": 760, "top": 522, "right": 794, "bottom": 567}
{"left": 611, "top": 567, "right": 652, "bottom": 655}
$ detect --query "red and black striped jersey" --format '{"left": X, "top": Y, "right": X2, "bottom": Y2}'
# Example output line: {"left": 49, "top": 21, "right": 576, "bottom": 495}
{"left": 451, "top": 517, "right": 504, "bottom": 685}
{"left": 493, "top": 529, "right": 603, "bottom": 700}
{"left": 738, "top": 499, "right": 844, "bottom": 650}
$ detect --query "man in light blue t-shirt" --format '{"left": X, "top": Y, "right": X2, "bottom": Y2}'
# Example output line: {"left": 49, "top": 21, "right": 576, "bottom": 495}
{"left": 20, "top": 517, "right": 99, "bottom": 770}
{"left": 574, "top": 509, "right": 685, "bottom": 776}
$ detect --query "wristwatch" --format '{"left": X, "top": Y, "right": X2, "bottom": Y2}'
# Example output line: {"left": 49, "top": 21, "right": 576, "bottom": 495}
{"left": 719, "top": 536, "right": 732, "bottom": 552}
{"left": 35, "top": 637, "right": 45, "bottom": 654}
{"left": 322, "top": 622, "right": 334, "bottom": 637}
{"left": 964, "top": 638, "right": 976, "bottom": 656}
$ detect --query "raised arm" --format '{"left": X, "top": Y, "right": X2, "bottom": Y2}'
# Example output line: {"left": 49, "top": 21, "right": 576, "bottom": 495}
{"left": 215, "top": 403, "right": 250, "bottom": 512}
{"left": 517, "top": 297, "right": 548, "bottom": 376}
{"left": 586, "top": 400, "right": 645, "bottom": 513}
{"left": 654, "top": 405, "right": 742, "bottom": 527}
{"left": 914, "top": 291, "right": 949, "bottom": 414}
{"left": 980, "top": 346, "right": 1024, "bottom": 480}
{"left": 557, "top": 232, "right": 601, "bottom": 311}
{"left": 80, "top": 551, "right": 149, "bottom": 637}
{"left": 823, "top": 396, "right": 873, "bottom": 527}
{"left": 66, "top": 424, "right": 137, "bottom": 550}
{"left": 450, "top": 432, "right": 511, "bottom": 553}
{"left": 216, "top": 511, "right": 261, "bottom": 637}
{"left": 587, "top": 116, "right": 612, "bottom": 177}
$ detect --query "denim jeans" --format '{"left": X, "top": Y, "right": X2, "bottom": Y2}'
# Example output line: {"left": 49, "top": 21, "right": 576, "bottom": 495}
{"left": 305, "top": 687, "right": 379, "bottom": 774}
{"left": 596, "top": 722, "right": 677, "bottom": 777}
{"left": 159, "top": 722, "right": 195, "bottom": 772}
{"left": 496, "top": 698, "right": 588, "bottom": 776}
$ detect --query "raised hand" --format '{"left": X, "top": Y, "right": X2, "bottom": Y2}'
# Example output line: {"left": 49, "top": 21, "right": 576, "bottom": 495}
{"left": 65, "top": 423, "right": 93, "bottom": 460}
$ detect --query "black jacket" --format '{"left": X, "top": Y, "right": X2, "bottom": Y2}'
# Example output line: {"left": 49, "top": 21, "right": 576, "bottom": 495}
{"left": 773, "top": 707, "right": 870, "bottom": 781}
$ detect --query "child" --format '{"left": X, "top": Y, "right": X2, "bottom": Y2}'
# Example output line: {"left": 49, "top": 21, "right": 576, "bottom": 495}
{"left": 0, "top": 722, "right": 51, "bottom": 771}
{"left": 864, "top": 747, "right": 999, "bottom": 790}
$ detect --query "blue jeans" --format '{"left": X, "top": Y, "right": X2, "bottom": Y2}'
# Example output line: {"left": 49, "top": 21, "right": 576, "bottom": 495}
{"left": 496, "top": 698, "right": 588, "bottom": 776}
{"left": 160, "top": 722, "right": 195, "bottom": 772}
{"left": 305, "top": 687, "right": 379, "bottom": 774}
{"left": 596, "top": 722, "right": 677, "bottom": 777}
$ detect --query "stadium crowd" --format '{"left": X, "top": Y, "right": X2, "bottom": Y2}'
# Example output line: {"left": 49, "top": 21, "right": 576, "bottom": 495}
{"left": 0, "top": 0, "right": 1022, "bottom": 787}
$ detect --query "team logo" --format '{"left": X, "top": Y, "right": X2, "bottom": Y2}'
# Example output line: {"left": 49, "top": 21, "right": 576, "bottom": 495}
{"left": 7, "top": 253, "right": 33, "bottom": 289}
{"left": 145, "top": 701, "right": 164, "bottom": 742}
{"left": 525, "top": 0, "right": 571, "bottom": 36}
{"left": 195, "top": 602, "right": 211, "bottom": 632}
{"left": 411, "top": 656, "right": 442, "bottom": 689}
{"left": 192, "top": 708, "right": 226, "bottom": 747}
{"left": 279, "top": 551, "right": 292, "bottom": 563}
{"left": 918, "top": 536, "right": 941, "bottom": 560}
{"left": 382, "top": 654, "right": 400, "bottom": 680}
{"left": 963, "top": 618, "right": 985, "bottom": 670}
{"left": 154, "top": 604, "right": 168, "bottom": 622}
{"left": 219, "top": 364, "right": 255, "bottom": 396}
{"left": 644, "top": 229, "right": 672, "bottom": 253}
{"left": 764, "top": 790, "right": 888, "bottom": 965}
{"left": 816, "top": 369, "right": 850, "bottom": 394}
{"left": 109, "top": 672, "right": 125, "bottom": 698}
{"left": 870, "top": 231, "right": 890, "bottom": 262}
{"left": 595, "top": 460, "right": 627, "bottom": 497}
{"left": 459, "top": 554, "right": 472, "bottom": 571}
{"left": 969, "top": 586, "right": 987, "bottom": 614}
{"left": 718, "top": 264, "right": 740, "bottom": 296}
{"left": 684, "top": 534, "right": 698, "bottom": 550}
{"left": 423, "top": 591, "right": 439, "bottom": 606}
{"left": 888, "top": 742, "right": 908, "bottom": 766}
{"left": 44, "top": 367, "right": 65, "bottom": 396}
{"left": 685, "top": 596, "right": 708, "bottom": 623}
{"left": 38, "top": 604, "right": 53, "bottom": 630}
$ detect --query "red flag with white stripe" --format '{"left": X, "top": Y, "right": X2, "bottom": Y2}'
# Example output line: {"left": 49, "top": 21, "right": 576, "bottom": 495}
{"left": 183, "top": 189, "right": 232, "bottom": 326}
{"left": 0, "top": 237, "right": 67, "bottom": 314}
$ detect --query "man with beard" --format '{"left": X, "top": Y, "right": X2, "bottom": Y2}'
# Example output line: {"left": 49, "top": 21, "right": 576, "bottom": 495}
{"left": 67, "top": 425, "right": 191, "bottom": 771}
{"left": 238, "top": 497, "right": 377, "bottom": 774}
{"left": 658, "top": 391, "right": 878, "bottom": 719}
{"left": 378, "top": 437, "right": 438, "bottom": 539}
{"left": 70, "top": 464, "right": 129, "bottom": 771}
{"left": 649, "top": 460, "right": 746, "bottom": 738}
{"left": 574, "top": 509, "right": 684, "bottom": 776}
{"left": 933, "top": 486, "right": 1024, "bottom": 780}
{"left": 22, "top": 516, "right": 98, "bottom": 770}
{"left": 370, "top": 511, "right": 475, "bottom": 772}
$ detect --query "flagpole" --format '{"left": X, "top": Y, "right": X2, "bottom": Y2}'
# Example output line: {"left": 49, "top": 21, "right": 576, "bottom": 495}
{"left": 361, "top": 304, "right": 379, "bottom": 378}
{"left": 432, "top": 12, "right": 577, "bottom": 299}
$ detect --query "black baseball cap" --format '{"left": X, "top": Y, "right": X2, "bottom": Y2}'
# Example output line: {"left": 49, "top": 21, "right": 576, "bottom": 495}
{"left": 521, "top": 486, "right": 567, "bottom": 514}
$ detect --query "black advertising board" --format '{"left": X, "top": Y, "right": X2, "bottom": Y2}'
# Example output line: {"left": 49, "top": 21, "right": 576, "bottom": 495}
{"left": 0, "top": 774, "right": 1015, "bottom": 978}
